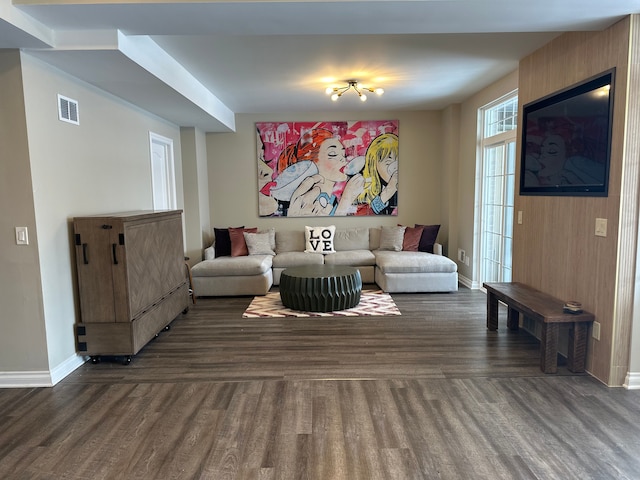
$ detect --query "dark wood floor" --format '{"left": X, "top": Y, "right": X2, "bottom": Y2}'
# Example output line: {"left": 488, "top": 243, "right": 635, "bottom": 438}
{"left": 2, "top": 286, "right": 640, "bottom": 479}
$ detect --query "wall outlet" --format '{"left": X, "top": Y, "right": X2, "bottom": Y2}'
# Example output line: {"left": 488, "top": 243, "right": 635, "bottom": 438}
{"left": 458, "top": 248, "right": 465, "bottom": 263}
{"left": 465, "top": 255, "right": 470, "bottom": 266}
{"left": 595, "top": 218, "right": 607, "bottom": 237}
{"left": 592, "top": 321, "right": 601, "bottom": 341}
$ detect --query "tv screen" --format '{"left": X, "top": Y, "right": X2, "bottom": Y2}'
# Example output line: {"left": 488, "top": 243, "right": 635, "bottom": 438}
{"left": 519, "top": 69, "right": 614, "bottom": 197}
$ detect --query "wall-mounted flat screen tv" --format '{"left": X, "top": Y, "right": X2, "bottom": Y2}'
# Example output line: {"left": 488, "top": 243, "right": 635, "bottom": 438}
{"left": 519, "top": 69, "right": 614, "bottom": 197}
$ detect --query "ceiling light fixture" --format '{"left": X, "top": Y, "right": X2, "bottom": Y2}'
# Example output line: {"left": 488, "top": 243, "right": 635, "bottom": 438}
{"left": 325, "top": 80, "right": 384, "bottom": 102}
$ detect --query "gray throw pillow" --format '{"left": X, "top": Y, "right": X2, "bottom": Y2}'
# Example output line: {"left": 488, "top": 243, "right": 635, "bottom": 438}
{"left": 378, "top": 226, "right": 406, "bottom": 251}
{"left": 244, "top": 232, "right": 276, "bottom": 255}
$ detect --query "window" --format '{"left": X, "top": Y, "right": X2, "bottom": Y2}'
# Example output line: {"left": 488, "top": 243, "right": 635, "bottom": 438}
{"left": 477, "top": 93, "right": 517, "bottom": 285}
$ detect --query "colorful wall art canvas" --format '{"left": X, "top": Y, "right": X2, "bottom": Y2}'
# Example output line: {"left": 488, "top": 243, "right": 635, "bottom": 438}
{"left": 257, "top": 120, "right": 399, "bottom": 217}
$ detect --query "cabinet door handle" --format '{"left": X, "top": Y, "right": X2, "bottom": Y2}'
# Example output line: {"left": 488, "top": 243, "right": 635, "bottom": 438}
{"left": 82, "top": 243, "right": 89, "bottom": 264}
{"left": 112, "top": 243, "right": 118, "bottom": 265}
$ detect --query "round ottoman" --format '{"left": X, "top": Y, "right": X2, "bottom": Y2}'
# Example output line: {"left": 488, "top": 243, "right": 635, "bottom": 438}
{"left": 280, "top": 265, "right": 362, "bottom": 312}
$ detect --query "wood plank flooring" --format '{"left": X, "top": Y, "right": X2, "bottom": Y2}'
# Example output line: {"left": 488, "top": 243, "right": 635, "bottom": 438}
{"left": 1, "top": 286, "right": 640, "bottom": 479}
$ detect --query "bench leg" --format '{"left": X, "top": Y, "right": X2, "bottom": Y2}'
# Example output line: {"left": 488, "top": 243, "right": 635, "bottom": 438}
{"left": 507, "top": 307, "right": 519, "bottom": 330}
{"left": 567, "top": 322, "right": 589, "bottom": 373}
{"left": 540, "top": 323, "right": 559, "bottom": 373}
{"left": 487, "top": 292, "right": 498, "bottom": 331}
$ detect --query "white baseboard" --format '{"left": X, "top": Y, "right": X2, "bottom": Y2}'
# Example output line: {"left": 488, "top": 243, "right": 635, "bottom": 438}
{"left": 0, "top": 354, "right": 87, "bottom": 388}
{"left": 624, "top": 372, "right": 640, "bottom": 390}
{"left": 0, "top": 370, "right": 53, "bottom": 388}
{"left": 50, "top": 354, "right": 87, "bottom": 385}
{"left": 458, "top": 274, "right": 479, "bottom": 289}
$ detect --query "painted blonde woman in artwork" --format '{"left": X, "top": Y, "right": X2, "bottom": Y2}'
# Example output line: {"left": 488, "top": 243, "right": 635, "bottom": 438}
{"left": 356, "top": 132, "right": 399, "bottom": 215}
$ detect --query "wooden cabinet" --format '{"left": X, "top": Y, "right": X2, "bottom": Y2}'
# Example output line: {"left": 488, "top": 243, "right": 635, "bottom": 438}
{"left": 73, "top": 210, "right": 189, "bottom": 361}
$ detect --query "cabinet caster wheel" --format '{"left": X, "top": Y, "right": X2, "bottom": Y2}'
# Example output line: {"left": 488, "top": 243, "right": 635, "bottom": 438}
{"left": 182, "top": 307, "right": 189, "bottom": 314}
{"left": 163, "top": 324, "right": 171, "bottom": 331}
{"left": 90, "top": 356, "right": 101, "bottom": 364}
{"left": 122, "top": 356, "right": 131, "bottom": 365}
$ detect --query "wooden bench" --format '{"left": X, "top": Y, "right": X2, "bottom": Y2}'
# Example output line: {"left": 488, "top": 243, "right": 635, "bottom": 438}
{"left": 483, "top": 282, "right": 595, "bottom": 374}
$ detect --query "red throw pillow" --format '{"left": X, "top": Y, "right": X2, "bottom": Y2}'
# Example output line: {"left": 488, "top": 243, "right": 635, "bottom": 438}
{"left": 213, "top": 226, "right": 244, "bottom": 257}
{"left": 401, "top": 225, "right": 424, "bottom": 251}
{"left": 229, "top": 227, "right": 258, "bottom": 257}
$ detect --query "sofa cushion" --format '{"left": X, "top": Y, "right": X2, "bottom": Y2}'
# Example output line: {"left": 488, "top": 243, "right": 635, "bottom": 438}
{"left": 276, "top": 230, "right": 305, "bottom": 253}
{"left": 272, "top": 251, "right": 325, "bottom": 268}
{"left": 191, "top": 255, "right": 273, "bottom": 277}
{"left": 258, "top": 227, "right": 276, "bottom": 251}
{"left": 374, "top": 251, "right": 457, "bottom": 274}
{"left": 324, "top": 250, "right": 376, "bottom": 266}
{"left": 369, "top": 227, "right": 381, "bottom": 250}
{"left": 334, "top": 227, "right": 370, "bottom": 251}
{"left": 304, "top": 225, "right": 336, "bottom": 254}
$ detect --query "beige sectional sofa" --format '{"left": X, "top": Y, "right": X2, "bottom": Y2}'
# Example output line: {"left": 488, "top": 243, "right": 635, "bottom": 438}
{"left": 191, "top": 226, "right": 458, "bottom": 296}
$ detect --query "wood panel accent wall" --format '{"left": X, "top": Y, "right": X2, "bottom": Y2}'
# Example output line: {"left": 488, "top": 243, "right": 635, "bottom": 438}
{"left": 514, "top": 17, "right": 638, "bottom": 385}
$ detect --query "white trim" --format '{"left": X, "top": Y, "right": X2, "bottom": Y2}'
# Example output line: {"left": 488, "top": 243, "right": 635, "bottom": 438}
{"left": 50, "top": 354, "right": 87, "bottom": 385}
{"left": 149, "top": 131, "right": 177, "bottom": 210}
{"left": 458, "top": 274, "right": 479, "bottom": 289}
{"left": 0, "top": 354, "right": 87, "bottom": 388}
{"left": 0, "top": 370, "right": 53, "bottom": 388}
{"left": 623, "top": 372, "right": 640, "bottom": 390}
{"left": 474, "top": 91, "right": 518, "bottom": 289}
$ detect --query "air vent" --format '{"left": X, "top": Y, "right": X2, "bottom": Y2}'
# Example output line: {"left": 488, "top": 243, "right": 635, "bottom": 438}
{"left": 58, "top": 94, "right": 79, "bottom": 125}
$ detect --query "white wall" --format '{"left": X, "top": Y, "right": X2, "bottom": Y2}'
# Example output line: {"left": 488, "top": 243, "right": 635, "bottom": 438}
{"left": 206, "top": 111, "right": 444, "bottom": 238}
{"left": 0, "top": 52, "right": 184, "bottom": 385}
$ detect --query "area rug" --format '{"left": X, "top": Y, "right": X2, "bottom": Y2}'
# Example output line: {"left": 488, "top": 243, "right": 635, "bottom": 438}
{"left": 242, "top": 290, "right": 401, "bottom": 318}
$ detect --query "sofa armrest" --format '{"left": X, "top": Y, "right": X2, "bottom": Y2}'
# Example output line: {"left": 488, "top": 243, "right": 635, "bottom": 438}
{"left": 433, "top": 243, "right": 443, "bottom": 255}
{"left": 204, "top": 245, "right": 215, "bottom": 260}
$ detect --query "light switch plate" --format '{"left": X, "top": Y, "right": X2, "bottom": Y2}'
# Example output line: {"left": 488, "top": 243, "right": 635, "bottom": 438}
{"left": 15, "top": 226, "right": 29, "bottom": 245}
{"left": 595, "top": 218, "right": 607, "bottom": 237}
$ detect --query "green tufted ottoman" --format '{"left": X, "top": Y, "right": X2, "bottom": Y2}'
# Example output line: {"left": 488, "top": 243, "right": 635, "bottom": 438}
{"left": 279, "top": 265, "right": 362, "bottom": 312}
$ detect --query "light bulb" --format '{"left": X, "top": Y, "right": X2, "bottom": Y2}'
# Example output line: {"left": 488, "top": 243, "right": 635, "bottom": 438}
{"left": 360, "top": 94, "right": 367, "bottom": 102}
{"left": 325, "top": 87, "right": 334, "bottom": 95}
{"left": 331, "top": 93, "right": 339, "bottom": 101}
{"left": 375, "top": 88, "right": 384, "bottom": 96}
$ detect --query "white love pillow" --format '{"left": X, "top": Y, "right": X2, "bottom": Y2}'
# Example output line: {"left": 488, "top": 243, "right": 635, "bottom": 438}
{"left": 304, "top": 225, "right": 336, "bottom": 254}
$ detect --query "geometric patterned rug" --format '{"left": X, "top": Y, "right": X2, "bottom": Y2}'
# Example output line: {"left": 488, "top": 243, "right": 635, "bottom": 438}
{"left": 242, "top": 289, "right": 401, "bottom": 318}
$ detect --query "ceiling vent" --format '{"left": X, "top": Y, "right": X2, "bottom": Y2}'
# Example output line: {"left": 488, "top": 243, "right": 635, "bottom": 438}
{"left": 58, "top": 94, "right": 79, "bottom": 125}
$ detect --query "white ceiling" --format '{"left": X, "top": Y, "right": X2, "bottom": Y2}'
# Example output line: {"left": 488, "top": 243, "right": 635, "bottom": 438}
{"left": 6, "top": 0, "right": 640, "bottom": 132}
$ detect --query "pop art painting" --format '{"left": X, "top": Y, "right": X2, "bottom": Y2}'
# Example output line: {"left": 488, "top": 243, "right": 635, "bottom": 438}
{"left": 257, "top": 120, "right": 399, "bottom": 217}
